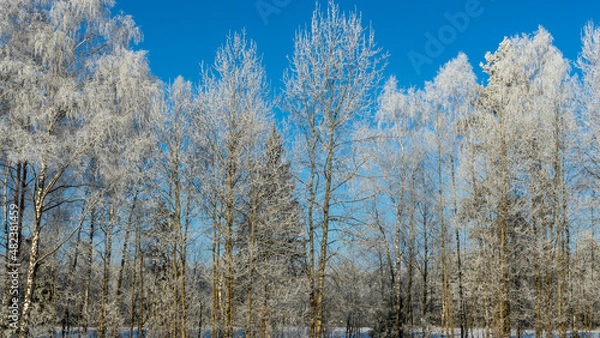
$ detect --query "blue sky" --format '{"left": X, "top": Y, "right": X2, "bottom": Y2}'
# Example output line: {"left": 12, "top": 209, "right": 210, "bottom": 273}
{"left": 114, "top": 0, "right": 599, "bottom": 88}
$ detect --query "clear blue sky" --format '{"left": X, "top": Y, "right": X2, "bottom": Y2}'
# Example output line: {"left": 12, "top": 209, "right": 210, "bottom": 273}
{"left": 114, "top": 0, "right": 599, "bottom": 88}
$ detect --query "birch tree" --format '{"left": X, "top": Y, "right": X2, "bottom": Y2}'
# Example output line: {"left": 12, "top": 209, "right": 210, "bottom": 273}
{"left": 194, "top": 31, "right": 270, "bottom": 338}
{"left": 283, "top": 2, "right": 384, "bottom": 335}
{"left": 367, "top": 78, "right": 426, "bottom": 337}
{"left": 0, "top": 0, "right": 155, "bottom": 336}
{"left": 148, "top": 76, "right": 196, "bottom": 338}
{"left": 473, "top": 27, "right": 575, "bottom": 338}
{"left": 576, "top": 21, "right": 600, "bottom": 335}
{"left": 424, "top": 53, "right": 477, "bottom": 338}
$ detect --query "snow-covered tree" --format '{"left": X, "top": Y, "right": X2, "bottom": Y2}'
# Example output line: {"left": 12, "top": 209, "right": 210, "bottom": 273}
{"left": 283, "top": 1, "right": 385, "bottom": 336}
{"left": 193, "top": 31, "right": 270, "bottom": 338}
{"left": 472, "top": 27, "right": 575, "bottom": 338}
{"left": 237, "top": 127, "right": 305, "bottom": 337}
{"left": 0, "top": 0, "right": 155, "bottom": 336}
{"left": 423, "top": 53, "right": 478, "bottom": 338}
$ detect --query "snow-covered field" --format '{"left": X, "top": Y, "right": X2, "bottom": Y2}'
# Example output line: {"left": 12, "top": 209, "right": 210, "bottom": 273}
{"left": 38, "top": 328, "right": 600, "bottom": 338}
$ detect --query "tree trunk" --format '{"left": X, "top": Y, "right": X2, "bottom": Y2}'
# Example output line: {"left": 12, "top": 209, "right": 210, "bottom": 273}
{"left": 211, "top": 205, "right": 221, "bottom": 338}
{"left": 129, "top": 228, "right": 138, "bottom": 338}
{"left": 405, "top": 174, "right": 416, "bottom": 332}
{"left": 223, "top": 139, "right": 237, "bottom": 338}
{"left": 261, "top": 282, "right": 270, "bottom": 338}
{"left": 83, "top": 208, "right": 96, "bottom": 337}
{"left": 451, "top": 155, "right": 466, "bottom": 338}
{"left": 114, "top": 190, "right": 139, "bottom": 337}
{"left": 19, "top": 162, "right": 47, "bottom": 338}
{"left": 179, "top": 220, "right": 188, "bottom": 338}
{"left": 246, "top": 214, "right": 257, "bottom": 338}
{"left": 307, "top": 141, "right": 318, "bottom": 338}
{"left": 421, "top": 198, "right": 429, "bottom": 334}
{"left": 225, "top": 193, "right": 235, "bottom": 338}
{"left": 394, "top": 202, "right": 404, "bottom": 338}
{"left": 314, "top": 131, "right": 336, "bottom": 338}
{"left": 436, "top": 109, "right": 453, "bottom": 338}
{"left": 498, "top": 109, "right": 511, "bottom": 338}
{"left": 99, "top": 204, "right": 116, "bottom": 338}
{"left": 172, "top": 240, "right": 180, "bottom": 338}
{"left": 138, "top": 240, "right": 145, "bottom": 338}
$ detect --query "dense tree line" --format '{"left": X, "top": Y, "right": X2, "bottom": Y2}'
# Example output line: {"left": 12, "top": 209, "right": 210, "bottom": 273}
{"left": 1, "top": 1, "right": 599, "bottom": 338}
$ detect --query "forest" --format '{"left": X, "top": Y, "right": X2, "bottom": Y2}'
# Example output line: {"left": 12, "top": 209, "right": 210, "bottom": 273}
{"left": 1, "top": 0, "right": 600, "bottom": 338}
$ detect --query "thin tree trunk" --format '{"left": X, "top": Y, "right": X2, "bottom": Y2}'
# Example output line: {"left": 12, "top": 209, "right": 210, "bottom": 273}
{"left": 533, "top": 209, "right": 542, "bottom": 338}
{"left": 172, "top": 239, "right": 180, "bottom": 338}
{"left": 99, "top": 204, "right": 116, "bottom": 338}
{"left": 246, "top": 213, "right": 257, "bottom": 338}
{"left": 66, "top": 217, "right": 83, "bottom": 336}
{"left": 554, "top": 105, "right": 568, "bottom": 338}
{"left": 198, "top": 300, "right": 205, "bottom": 338}
{"left": 211, "top": 207, "right": 221, "bottom": 338}
{"left": 436, "top": 109, "right": 453, "bottom": 338}
{"left": 421, "top": 203, "right": 429, "bottom": 333}
{"left": 405, "top": 173, "right": 416, "bottom": 331}
{"left": 211, "top": 229, "right": 219, "bottom": 338}
{"left": 261, "top": 282, "right": 270, "bottom": 338}
{"left": 223, "top": 143, "right": 237, "bottom": 338}
{"left": 307, "top": 140, "right": 318, "bottom": 338}
{"left": 451, "top": 155, "right": 466, "bottom": 338}
{"left": 138, "top": 240, "right": 145, "bottom": 338}
{"left": 315, "top": 131, "right": 336, "bottom": 338}
{"left": 19, "top": 161, "right": 47, "bottom": 338}
{"left": 498, "top": 108, "right": 511, "bottom": 338}
{"left": 173, "top": 167, "right": 188, "bottom": 338}
{"left": 179, "top": 215, "right": 189, "bottom": 338}
{"left": 114, "top": 189, "right": 138, "bottom": 337}
{"left": 394, "top": 203, "right": 404, "bottom": 338}
{"left": 589, "top": 238, "right": 595, "bottom": 334}
{"left": 129, "top": 227, "right": 138, "bottom": 338}
{"left": 83, "top": 208, "right": 96, "bottom": 337}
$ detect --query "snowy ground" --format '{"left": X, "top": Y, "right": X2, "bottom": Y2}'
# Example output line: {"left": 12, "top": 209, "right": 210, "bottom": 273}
{"left": 412, "top": 329, "right": 600, "bottom": 338}
{"left": 40, "top": 328, "right": 600, "bottom": 338}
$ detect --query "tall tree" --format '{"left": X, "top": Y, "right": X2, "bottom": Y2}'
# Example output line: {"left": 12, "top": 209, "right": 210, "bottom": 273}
{"left": 284, "top": 2, "right": 385, "bottom": 335}
{"left": 238, "top": 128, "right": 305, "bottom": 338}
{"left": 474, "top": 28, "right": 574, "bottom": 338}
{"left": 424, "top": 53, "right": 478, "bottom": 338}
{"left": 369, "top": 77, "right": 426, "bottom": 337}
{"left": 151, "top": 76, "right": 195, "bottom": 338}
{"left": 577, "top": 21, "right": 600, "bottom": 337}
{"left": 194, "top": 31, "right": 270, "bottom": 338}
